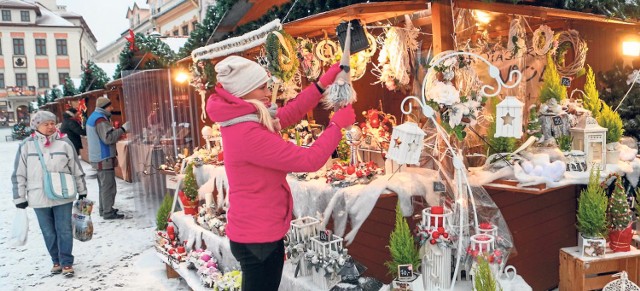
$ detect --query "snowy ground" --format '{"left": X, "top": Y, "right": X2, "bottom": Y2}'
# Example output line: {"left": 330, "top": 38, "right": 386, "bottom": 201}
{"left": 0, "top": 128, "right": 189, "bottom": 291}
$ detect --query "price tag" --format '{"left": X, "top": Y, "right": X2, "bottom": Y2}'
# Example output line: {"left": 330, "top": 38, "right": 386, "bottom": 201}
{"left": 364, "top": 135, "right": 372, "bottom": 145}
{"left": 552, "top": 116, "right": 563, "bottom": 126}
{"left": 319, "top": 230, "right": 332, "bottom": 242}
{"left": 397, "top": 264, "right": 413, "bottom": 280}
{"left": 561, "top": 76, "right": 572, "bottom": 87}
{"left": 433, "top": 181, "right": 446, "bottom": 192}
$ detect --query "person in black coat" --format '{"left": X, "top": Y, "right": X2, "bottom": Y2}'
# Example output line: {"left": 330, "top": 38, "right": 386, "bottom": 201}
{"left": 60, "top": 108, "right": 86, "bottom": 155}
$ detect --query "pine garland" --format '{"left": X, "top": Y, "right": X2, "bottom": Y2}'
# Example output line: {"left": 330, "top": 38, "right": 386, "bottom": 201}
{"left": 583, "top": 65, "right": 602, "bottom": 120}
{"left": 63, "top": 77, "right": 77, "bottom": 97}
{"left": 474, "top": 255, "right": 501, "bottom": 291}
{"left": 183, "top": 162, "right": 199, "bottom": 202}
{"left": 606, "top": 174, "right": 632, "bottom": 231}
{"left": 156, "top": 194, "right": 173, "bottom": 231}
{"left": 577, "top": 168, "right": 608, "bottom": 237}
{"left": 79, "top": 60, "right": 109, "bottom": 93}
{"left": 384, "top": 202, "right": 420, "bottom": 278}
{"left": 540, "top": 54, "right": 567, "bottom": 104}
{"left": 113, "top": 33, "right": 177, "bottom": 80}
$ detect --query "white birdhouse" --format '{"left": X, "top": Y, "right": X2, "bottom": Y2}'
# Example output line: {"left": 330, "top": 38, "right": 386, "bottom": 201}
{"left": 494, "top": 96, "right": 524, "bottom": 138}
{"left": 570, "top": 116, "right": 607, "bottom": 170}
{"left": 387, "top": 122, "right": 426, "bottom": 165}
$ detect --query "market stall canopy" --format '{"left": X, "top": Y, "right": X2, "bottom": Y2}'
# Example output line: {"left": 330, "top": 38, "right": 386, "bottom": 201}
{"left": 208, "top": 0, "right": 290, "bottom": 43}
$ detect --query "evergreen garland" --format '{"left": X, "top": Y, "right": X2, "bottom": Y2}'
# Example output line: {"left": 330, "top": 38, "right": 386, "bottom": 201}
{"left": 384, "top": 202, "right": 420, "bottom": 278}
{"left": 156, "top": 194, "right": 173, "bottom": 231}
{"left": 583, "top": 65, "right": 602, "bottom": 119}
{"left": 540, "top": 54, "right": 567, "bottom": 104}
{"left": 63, "top": 77, "right": 77, "bottom": 97}
{"left": 178, "top": 0, "right": 237, "bottom": 59}
{"left": 183, "top": 162, "right": 199, "bottom": 202}
{"left": 79, "top": 60, "right": 109, "bottom": 93}
{"left": 46, "top": 87, "right": 63, "bottom": 103}
{"left": 606, "top": 174, "right": 632, "bottom": 231}
{"left": 597, "top": 103, "right": 624, "bottom": 144}
{"left": 577, "top": 168, "right": 608, "bottom": 237}
{"left": 474, "top": 255, "right": 501, "bottom": 291}
{"left": 598, "top": 59, "right": 640, "bottom": 141}
{"left": 113, "top": 33, "right": 178, "bottom": 80}
{"left": 266, "top": 30, "right": 299, "bottom": 82}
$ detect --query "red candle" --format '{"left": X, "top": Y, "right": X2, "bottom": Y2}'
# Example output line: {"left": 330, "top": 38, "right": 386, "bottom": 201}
{"left": 479, "top": 222, "right": 492, "bottom": 230}
{"left": 177, "top": 246, "right": 185, "bottom": 253}
{"left": 167, "top": 225, "right": 175, "bottom": 237}
{"left": 430, "top": 206, "right": 444, "bottom": 227}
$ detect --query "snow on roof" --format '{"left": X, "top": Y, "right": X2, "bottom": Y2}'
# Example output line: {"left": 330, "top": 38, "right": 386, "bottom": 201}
{"left": 160, "top": 37, "right": 188, "bottom": 53}
{"left": 35, "top": 3, "right": 74, "bottom": 26}
{"left": 95, "top": 63, "right": 118, "bottom": 80}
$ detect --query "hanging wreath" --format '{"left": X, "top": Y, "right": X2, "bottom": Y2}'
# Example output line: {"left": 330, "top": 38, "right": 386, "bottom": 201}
{"left": 553, "top": 30, "right": 588, "bottom": 76}
{"left": 315, "top": 31, "right": 340, "bottom": 66}
{"left": 507, "top": 18, "right": 526, "bottom": 59}
{"left": 266, "top": 30, "right": 299, "bottom": 83}
{"left": 296, "top": 38, "right": 322, "bottom": 81}
{"left": 532, "top": 25, "right": 554, "bottom": 56}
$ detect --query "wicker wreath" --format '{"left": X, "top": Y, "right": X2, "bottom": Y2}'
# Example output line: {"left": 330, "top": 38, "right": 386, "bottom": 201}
{"left": 554, "top": 30, "right": 588, "bottom": 76}
{"left": 315, "top": 38, "right": 340, "bottom": 66}
{"left": 296, "top": 37, "right": 322, "bottom": 81}
{"left": 532, "top": 25, "right": 554, "bottom": 56}
{"left": 266, "top": 30, "right": 299, "bottom": 82}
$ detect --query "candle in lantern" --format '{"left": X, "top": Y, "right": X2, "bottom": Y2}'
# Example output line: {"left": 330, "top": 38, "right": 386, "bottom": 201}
{"left": 479, "top": 222, "right": 492, "bottom": 230}
{"left": 430, "top": 206, "right": 444, "bottom": 227}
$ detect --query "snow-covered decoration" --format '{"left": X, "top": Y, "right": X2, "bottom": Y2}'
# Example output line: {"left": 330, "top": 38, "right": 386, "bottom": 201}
{"left": 325, "top": 161, "right": 383, "bottom": 187}
{"left": 532, "top": 25, "right": 555, "bottom": 56}
{"left": 538, "top": 99, "right": 572, "bottom": 145}
{"left": 372, "top": 15, "right": 419, "bottom": 91}
{"left": 192, "top": 19, "right": 282, "bottom": 62}
{"left": 323, "top": 21, "right": 356, "bottom": 111}
{"left": 286, "top": 217, "right": 321, "bottom": 277}
{"left": 201, "top": 124, "right": 222, "bottom": 151}
{"left": 359, "top": 109, "right": 396, "bottom": 152}
{"left": 190, "top": 61, "right": 214, "bottom": 122}
{"left": 603, "top": 271, "right": 640, "bottom": 290}
{"left": 387, "top": 122, "right": 426, "bottom": 165}
{"left": 495, "top": 96, "right": 524, "bottom": 138}
{"left": 193, "top": 165, "right": 228, "bottom": 212}
{"left": 507, "top": 18, "right": 526, "bottom": 59}
{"left": 514, "top": 154, "right": 566, "bottom": 187}
{"left": 195, "top": 206, "right": 226, "bottom": 236}
{"left": 416, "top": 206, "right": 453, "bottom": 290}
{"left": 570, "top": 116, "right": 607, "bottom": 170}
{"left": 306, "top": 234, "right": 348, "bottom": 289}
{"left": 296, "top": 38, "right": 322, "bottom": 81}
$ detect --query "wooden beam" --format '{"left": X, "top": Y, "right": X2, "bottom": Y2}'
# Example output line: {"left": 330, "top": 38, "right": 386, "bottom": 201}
{"left": 431, "top": 1, "right": 455, "bottom": 53}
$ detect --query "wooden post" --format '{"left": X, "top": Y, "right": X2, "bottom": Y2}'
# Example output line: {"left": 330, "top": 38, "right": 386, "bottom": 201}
{"left": 165, "top": 263, "right": 180, "bottom": 279}
{"left": 431, "top": 1, "right": 456, "bottom": 54}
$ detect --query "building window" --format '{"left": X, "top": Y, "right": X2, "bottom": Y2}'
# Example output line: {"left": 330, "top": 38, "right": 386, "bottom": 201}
{"left": 56, "top": 39, "right": 67, "bottom": 55}
{"left": 192, "top": 20, "right": 198, "bottom": 30}
{"left": 38, "top": 73, "right": 49, "bottom": 88}
{"left": 20, "top": 11, "right": 29, "bottom": 22}
{"left": 13, "top": 39, "right": 24, "bottom": 55}
{"left": 58, "top": 72, "right": 69, "bottom": 84}
{"left": 35, "top": 39, "right": 46, "bottom": 55}
{"left": 1, "top": 10, "right": 10, "bottom": 21}
{"left": 173, "top": 30, "right": 179, "bottom": 36}
{"left": 15, "top": 73, "right": 27, "bottom": 87}
{"left": 182, "top": 25, "right": 189, "bottom": 36}
{"left": 0, "top": 73, "right": 4, "bottom": 88}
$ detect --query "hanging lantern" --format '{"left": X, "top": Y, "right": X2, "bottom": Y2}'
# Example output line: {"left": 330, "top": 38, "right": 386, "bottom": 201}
{"left": 570, "top": 116, "right": 607, "bottom": 170}
{"left": 494, "top": 96, "right": 524, "bottom": 138}
{"left": 602, "top": 271, "right": 640, "bottom": 290}
{"left": 387, "top": 122, "right": 426, "bottom": 165}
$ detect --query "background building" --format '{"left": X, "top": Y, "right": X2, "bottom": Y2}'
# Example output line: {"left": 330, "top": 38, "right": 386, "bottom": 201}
{"left": 0, "top": 0, "right": 97, "bottom": 124}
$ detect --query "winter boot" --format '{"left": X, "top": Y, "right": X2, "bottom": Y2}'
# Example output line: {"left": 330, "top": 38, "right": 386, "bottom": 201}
{"left": 62, "top": 266, "right": 74, "bottom": 277}
{"left": 51, "top": 264, "right": 62, "bottom": 274}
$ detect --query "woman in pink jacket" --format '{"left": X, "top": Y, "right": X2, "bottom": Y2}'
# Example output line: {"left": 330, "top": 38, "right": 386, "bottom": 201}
{"left": 207, "top": 56, "right": 354, "bottom": 290}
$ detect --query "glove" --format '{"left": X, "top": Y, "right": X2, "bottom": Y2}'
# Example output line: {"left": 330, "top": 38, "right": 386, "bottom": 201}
{"left": 121, "top": 122, "right": 131, "bottom": 132}
{"left": 15, "top": 202, "right": 28, "bottom": 209}
{"left": 79, "top": 194, "right": 87, "bottom": 200}
{"left": 331, "top": 104, "right": 356, "bottom": 129}
{"left": 318, "top": 63, "right": 342, "bottom": 89}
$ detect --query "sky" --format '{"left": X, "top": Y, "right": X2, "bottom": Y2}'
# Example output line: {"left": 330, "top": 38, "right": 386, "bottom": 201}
{"left": 59, "top": 0, "right": 148, "bottom": 50}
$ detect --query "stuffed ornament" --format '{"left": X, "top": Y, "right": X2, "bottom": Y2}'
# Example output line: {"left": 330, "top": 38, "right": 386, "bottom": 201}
{"left": 322, "top": 21, "right": 357, "bottom": 110}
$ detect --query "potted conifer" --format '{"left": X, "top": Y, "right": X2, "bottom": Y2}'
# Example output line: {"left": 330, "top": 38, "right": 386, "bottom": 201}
{"left": 178, "top": 162, "right": 199, "bottom": 215}
{"left": 473, "top": 255, "right": 500, "bottom": 291}
{"left": 576, "top": 168, "right": 607, "bottom": 257}
{"left": 597, "top": 103, "right": 624, "bottom": 164}
{"left": 386, "top": 202, "right": 423, "bottom": 290}
{"left": 607, "top": 174, "right": 634, "bottom": 252}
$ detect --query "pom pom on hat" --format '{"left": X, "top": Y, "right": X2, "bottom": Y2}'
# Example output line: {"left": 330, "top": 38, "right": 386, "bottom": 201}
{"left": 215, "top": 56, "right": 270, "bottom": 98}
{"left": 96, "top": 96, "right": 112, "bottom": 109}
{"left": 30, "top": 110, "right": 57, "bottom": 130}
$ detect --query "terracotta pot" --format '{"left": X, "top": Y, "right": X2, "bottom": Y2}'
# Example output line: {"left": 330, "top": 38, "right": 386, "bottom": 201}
{"left": 609, "top": 223, "right": 634, "bottom": 252}
{"left": 178, "top": 190, "right": 198, "bottom": 215}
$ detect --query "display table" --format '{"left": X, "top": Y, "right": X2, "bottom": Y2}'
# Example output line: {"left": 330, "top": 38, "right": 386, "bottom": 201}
{"left": 560, "top": 246, "right": 640, "bottom": 290}
{"left": 485, "top": 184, "right": 581, "bottom": 291}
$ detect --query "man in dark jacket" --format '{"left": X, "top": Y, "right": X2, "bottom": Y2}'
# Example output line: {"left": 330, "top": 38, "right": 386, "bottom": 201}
{"left": 60, "top": 108, "right": 86, "bottom": 155}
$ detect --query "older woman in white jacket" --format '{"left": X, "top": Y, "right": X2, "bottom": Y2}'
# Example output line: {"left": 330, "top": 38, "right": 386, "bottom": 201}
{"left": 11, "top": 111, "right": 87, "bottom": 277}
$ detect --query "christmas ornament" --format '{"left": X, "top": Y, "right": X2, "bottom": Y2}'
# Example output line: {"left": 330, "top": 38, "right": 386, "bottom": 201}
{"left": 322, "top": 21, "right": 357, "bottom": 111}
{"left": 495, "top": 96, "right": 524, "bottom": 138}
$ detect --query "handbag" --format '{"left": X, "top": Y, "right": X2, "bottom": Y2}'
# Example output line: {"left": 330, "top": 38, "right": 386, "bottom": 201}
{"left": 33, "top": 140, "right": 77, "bottom": 200}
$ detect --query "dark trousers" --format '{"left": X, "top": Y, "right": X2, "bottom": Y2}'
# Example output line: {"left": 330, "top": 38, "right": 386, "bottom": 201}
{"left": 97, "top": 169, "right": 117, "bottom": 216}
{"left": 230, "top": 239, "right": 284, "bottom": 291}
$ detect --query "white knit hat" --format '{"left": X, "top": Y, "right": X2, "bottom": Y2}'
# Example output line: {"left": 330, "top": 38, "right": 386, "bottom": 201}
{"left": 215, "top": 56, "right": 269, "bottom": 98}
{"left": 30, "top": 110, "right": 57, "bottom": 129}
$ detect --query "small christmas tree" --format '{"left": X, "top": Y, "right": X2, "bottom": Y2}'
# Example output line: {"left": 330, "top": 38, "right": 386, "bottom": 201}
{"left": 597, "top": 103, "right": 624, "bottom": 144}
{"left": 474, "top": 255, "right": 500, "bottom": 291}
{"left": 577, "top": 169, "right": 608, "bottom": 238}
{"left": 526, "top": 105, "right": 542, "bottom": 139}
{"left": 183, "top": 162, "right": 198, "bottom": 202}
{"left": 156, "top": 194, "right": 173, "bottom": 230}
{"left": 79, "top": 60, "right": 109, "bottom": 93}
{"left": 607, "top": 175, "right": 632, "bottom": 231}
{"left": 583, "top": 66, "right": 602, "bottom": 119}
{"left": 539, "top": 54, "right": 567, "bottom": 104}
{"left": 63, "top": 77, "right": 77, "bottom": 97}
{"left": 385, "top": 202, "right": 420, "bottom": 278}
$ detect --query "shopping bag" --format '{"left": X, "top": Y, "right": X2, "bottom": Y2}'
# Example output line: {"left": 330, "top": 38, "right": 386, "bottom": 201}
{"left": 11, "top": 209, "right": 28, "bottom": 246}
{"left": 72, "top": 199, "right": 94, "bottom": 242}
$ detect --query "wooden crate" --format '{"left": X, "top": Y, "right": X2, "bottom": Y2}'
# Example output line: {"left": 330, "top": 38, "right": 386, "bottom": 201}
{"left": 559, "top": 246, "right": 640, "bottom": 290}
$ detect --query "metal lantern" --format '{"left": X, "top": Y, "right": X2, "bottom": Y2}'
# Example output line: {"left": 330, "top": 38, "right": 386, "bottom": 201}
{"left": 387, "top": 122, "right": 426, "bottom": 165}
{"left": 494, "top": 96, "right": 524, "bottom": 138}
{"left": 570, "top": 116, "right": 607, "bottom": 170}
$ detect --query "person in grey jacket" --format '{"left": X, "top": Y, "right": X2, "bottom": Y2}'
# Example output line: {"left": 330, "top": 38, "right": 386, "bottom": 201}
{"left": 86, "top": 97, "right": 129, "bottom": 219}
{"left": 11, "top": 110, "right": 87, "bottom": 277}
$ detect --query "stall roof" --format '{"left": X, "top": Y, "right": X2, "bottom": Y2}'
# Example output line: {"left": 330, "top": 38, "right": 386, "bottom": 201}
{"left": 209, "top": 0, "right": 290, "bottom": 43}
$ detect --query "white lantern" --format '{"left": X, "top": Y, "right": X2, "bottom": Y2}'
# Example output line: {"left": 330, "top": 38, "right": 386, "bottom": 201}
{"left": 494, "top": 96, "right": 524, "bottom": 138}
{"left": 387, "top": 122, "right": 426, "bottom": 165}
{"left": 570, "top": 116, "right": 607, "bottom": 170}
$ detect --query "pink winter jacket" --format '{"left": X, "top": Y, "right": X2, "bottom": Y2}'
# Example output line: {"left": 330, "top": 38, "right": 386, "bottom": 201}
{"left": 207, "top": 84, "right": 342, "bottom": 243}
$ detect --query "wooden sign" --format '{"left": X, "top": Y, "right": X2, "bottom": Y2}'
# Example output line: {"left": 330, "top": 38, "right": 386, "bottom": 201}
{"left": 398, "top": 264, "right": 413, "bottom": 280}
{"left": 433, "top": 181, "right": 446, "bottom": 192}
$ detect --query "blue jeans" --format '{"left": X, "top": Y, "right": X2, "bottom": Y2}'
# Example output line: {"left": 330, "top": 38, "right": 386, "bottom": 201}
{"left": 33, "top": 202, "right": 74, "bottom": 267}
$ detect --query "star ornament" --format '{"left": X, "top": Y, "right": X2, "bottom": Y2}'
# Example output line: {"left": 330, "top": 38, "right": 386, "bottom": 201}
{"left": 501, "top": 112, "right": 514, "bottom": 126}
{"left": 394, "top": 137, "right": 402, "bottom": 148}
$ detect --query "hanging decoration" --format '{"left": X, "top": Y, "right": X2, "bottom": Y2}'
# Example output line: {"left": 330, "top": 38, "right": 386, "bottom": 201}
{"left": 190, "top": 61, "right": 215, "bottom": 122}
{"left": 603, "top": 272, "right": 640, "bottom": 290}
{"left": 322, "top": 21, "right": 356, "bottom": 110}
{"left": 507, "top": 18, "right": 526, "bottom": 59}
{"left": 192, "top": 19, "right": 282, "bottom": 62}
{"left": 296, "top": 38, "right": 322, "bottom": 81}
{"left": 373, "top": 15, "right": 419, "bottom": 92}
{"left": 359, "top": 108, "right": 396, "bottom": 152}
{"left": 553, "top": 30, "right": 588, "bottom": 76}
{"left": 387, "top": 122, "right": 426, "bottom": 165}
{"left": 532, "top": 25, "right": 555, "bottom": 56}
{"left": 315, "top": 31, "right": 341, "bottom": 67}
{"left": 494, "top": 96, "right": 524, "bottom": 138}
{"left": 125, "top": 29, "right": 137, "bottom": 51}
{"left": 266, "top": 29, "right": 299, "bottom": 83}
